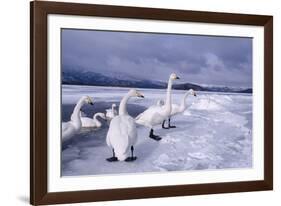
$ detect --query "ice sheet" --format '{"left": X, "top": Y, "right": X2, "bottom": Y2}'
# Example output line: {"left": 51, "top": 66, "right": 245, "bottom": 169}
{"left": 61, "top": 85, "right": 252, "bottom": 176}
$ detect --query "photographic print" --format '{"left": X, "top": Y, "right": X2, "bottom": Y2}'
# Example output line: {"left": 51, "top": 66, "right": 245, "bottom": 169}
{"left": 31, "top": 2, "right": 273, "bottom": 204}
{"left": 61, "top": 29, "right": 253, "bottom": 176}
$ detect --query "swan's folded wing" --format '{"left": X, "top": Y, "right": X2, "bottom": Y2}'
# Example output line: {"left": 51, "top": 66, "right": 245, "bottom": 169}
{"left": 107, "top": 117, "right": 129, "bottom": 147}
{"left": 107, "top": 116, "right": 130, "bottom": 160}
{"left": 171, "top": 104, "right": 180, "bottom": 116}
{"left": 149, "top": 111, "right": 166, "bottom": 125}
{"left": 119, "top": 116, "right": 138, "bottom": 156}
{"left": 135, "top": 105, "right": 166, "bottom": 126}
{"left": 135, "top": 109, "right": 152, "bottom": 126}
{"left": 135, "top": 105, "right": 160, "bottom": 120}
{"left": 81, "top": 117, "right": 95, "bottom": 127}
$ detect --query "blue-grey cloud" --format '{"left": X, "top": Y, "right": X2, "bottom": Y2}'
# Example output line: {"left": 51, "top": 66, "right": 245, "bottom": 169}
{"left": 62, "top": 29, "right": 252, "bottom": 87}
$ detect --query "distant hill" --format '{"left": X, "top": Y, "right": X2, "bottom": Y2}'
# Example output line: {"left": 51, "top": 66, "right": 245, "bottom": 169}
{"left": 62, "top": 68, "right": 252, "bottom": 93}
{"left": 238, "top": 88, "right": 253, "bottom": 93}
{"left": 172, "top": 83, "right": 204, "bottom": 91}
{"left": 62, "top": 69, "right": 166, "bottom": 89}
{"left": 173, "top": 83, "right": 252, "bottom": 93}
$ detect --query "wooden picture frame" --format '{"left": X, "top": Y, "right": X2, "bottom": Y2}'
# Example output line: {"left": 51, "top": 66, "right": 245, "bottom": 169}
{"left": 30, "top": 1, "right": 273, "bottom": 205}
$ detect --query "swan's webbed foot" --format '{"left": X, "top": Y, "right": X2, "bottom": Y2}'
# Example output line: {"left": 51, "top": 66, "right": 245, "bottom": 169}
{"left": 106, "top": 157, "right": 118, "bottom": 162}
{"left": 125, "top": 146, "right": 137, "bottom": 162}
{"left": 149, "top": 129, "right": 162, "bottom": 141}
{"left": 106, "top": 149, "right": 118, "bottom": 162}
{"left": 162, "top": 120, "right": 169, "bottom": 129}
{"left": 168, "top": 118, "right": 176, "bottom": 128}
{"left": 125, "top": 156, "right": 137, "bottom": 162}
{"left": 150, "top": 135, "right": 162, "bottom": 141}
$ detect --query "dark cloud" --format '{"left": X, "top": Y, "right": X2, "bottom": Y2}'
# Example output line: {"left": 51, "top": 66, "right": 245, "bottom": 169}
{"left": 62, "top": 29, "right": 252, "bottom": 87}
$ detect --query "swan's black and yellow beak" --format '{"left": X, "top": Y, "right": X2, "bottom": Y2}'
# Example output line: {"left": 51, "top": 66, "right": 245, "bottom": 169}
{"left": 89, "top": 102, "right": 94, "bottom": 105}
{"left": 194, "top": 93, "right": 197, "bottom": 97}
{"left": 176, "top": 76, "right": 180, "bottom": 79}
{"left": 136, "top": 91, "right": 144, "bottom": 98}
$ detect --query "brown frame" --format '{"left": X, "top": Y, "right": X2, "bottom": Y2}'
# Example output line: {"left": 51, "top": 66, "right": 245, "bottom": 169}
{"left": 30, "top": 1, "right": 273, "bottom": 205}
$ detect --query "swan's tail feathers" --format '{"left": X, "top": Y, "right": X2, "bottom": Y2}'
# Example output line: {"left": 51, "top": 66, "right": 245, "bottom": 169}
{"left": 116, "top": 153, "right": 128, "bottom": 161}
{"left": 114, "top": 148, "right": 130, "bottom": 161}
{"left": 114, "top": 143, "right": 130, "bottom": 161}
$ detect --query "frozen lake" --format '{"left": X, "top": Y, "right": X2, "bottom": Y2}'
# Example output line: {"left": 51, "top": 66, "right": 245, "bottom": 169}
{"left": 61, "top": 85, "right": 252, "bottom": 176}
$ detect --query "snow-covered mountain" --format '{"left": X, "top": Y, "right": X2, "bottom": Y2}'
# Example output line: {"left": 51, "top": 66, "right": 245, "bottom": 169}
{"left": 62, "top": 67, "right": 252, "bottom": 93}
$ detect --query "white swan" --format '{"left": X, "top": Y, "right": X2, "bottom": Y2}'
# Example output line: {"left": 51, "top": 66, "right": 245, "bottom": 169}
{"left": 105, "top": 103, "right": 117, "bottom": 121}
{"left": 135, "top": 73, "right": 180, "bottom": 141}
{"left": 162, "top": 89, "right": 197, "bottom": 129}
{"left": 80, "top": 112, "right": 106, "bottom": 128}
{"left": 62, "top": 96, "right": 94, "bottom": 142}
{"left": 106, "top": 89, "right": 144, "bottom": 162}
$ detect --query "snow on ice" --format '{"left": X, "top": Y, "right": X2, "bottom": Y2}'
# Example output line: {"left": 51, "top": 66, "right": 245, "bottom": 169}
{"left": 61, "top": 85, "right": 252, "bottom": 176}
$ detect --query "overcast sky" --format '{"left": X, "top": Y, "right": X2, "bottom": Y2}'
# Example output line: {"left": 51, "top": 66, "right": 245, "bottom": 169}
{"left": 62, "top": 29, "right": 252, "bottom": 87}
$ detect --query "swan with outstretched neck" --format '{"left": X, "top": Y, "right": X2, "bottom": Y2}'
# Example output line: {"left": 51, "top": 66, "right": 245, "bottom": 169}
{"left": 162, "top": 89, "right": 197, "bottom": 129}
{"left": 135, "top": 73, "right": 180, "bottom": 141}
{"left": 105, "top": 103, "right": 117, "bottom": 121}
{"left": 106, "top": 89, "right": 144, "bottom": 162}
{"left": 62, "top": 96, "right": 94, "bottom": 142}
{"left": 80, "top": 112, "right": 106, "bottom": 128}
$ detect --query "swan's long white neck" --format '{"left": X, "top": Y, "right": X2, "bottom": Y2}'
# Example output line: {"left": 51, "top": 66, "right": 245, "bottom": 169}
{"left": 119, "top": 93, "right": 131, "bottom": 115}
{"left": 163, "top": 78, "right": 173, "bottom": 114}
{"left": 112, "top": 104, "right": 116, "bottom": 110}
{"left": 93, "top": 113, "right": 103, "bottom": 120}
{"left": 71, "top": 98, "right": 85, "bottom": 121}
{"left": 179, "top": 92, "right": 190, "bottom": 112}
{"left": 93, "top": 113, "right": 103, "bottom": 127}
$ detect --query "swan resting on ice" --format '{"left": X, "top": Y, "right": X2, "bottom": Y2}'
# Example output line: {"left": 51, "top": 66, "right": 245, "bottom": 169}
{"left": 80, "top": 112, "right": 106, "bottom": 128}
{"left": 162, "top": 89, "right": 197, "bottom": 129}
{"left": 135, "top": 73, "right": 180, "bottom": 141}
{"left": 106, "top": 89, "right": 144, "bottom": 162}
{"left": 62, "top": 96, "right": 94, "bottom": 142}
{"left": 105, "top": 103, "right": 117, "bottom": 121}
